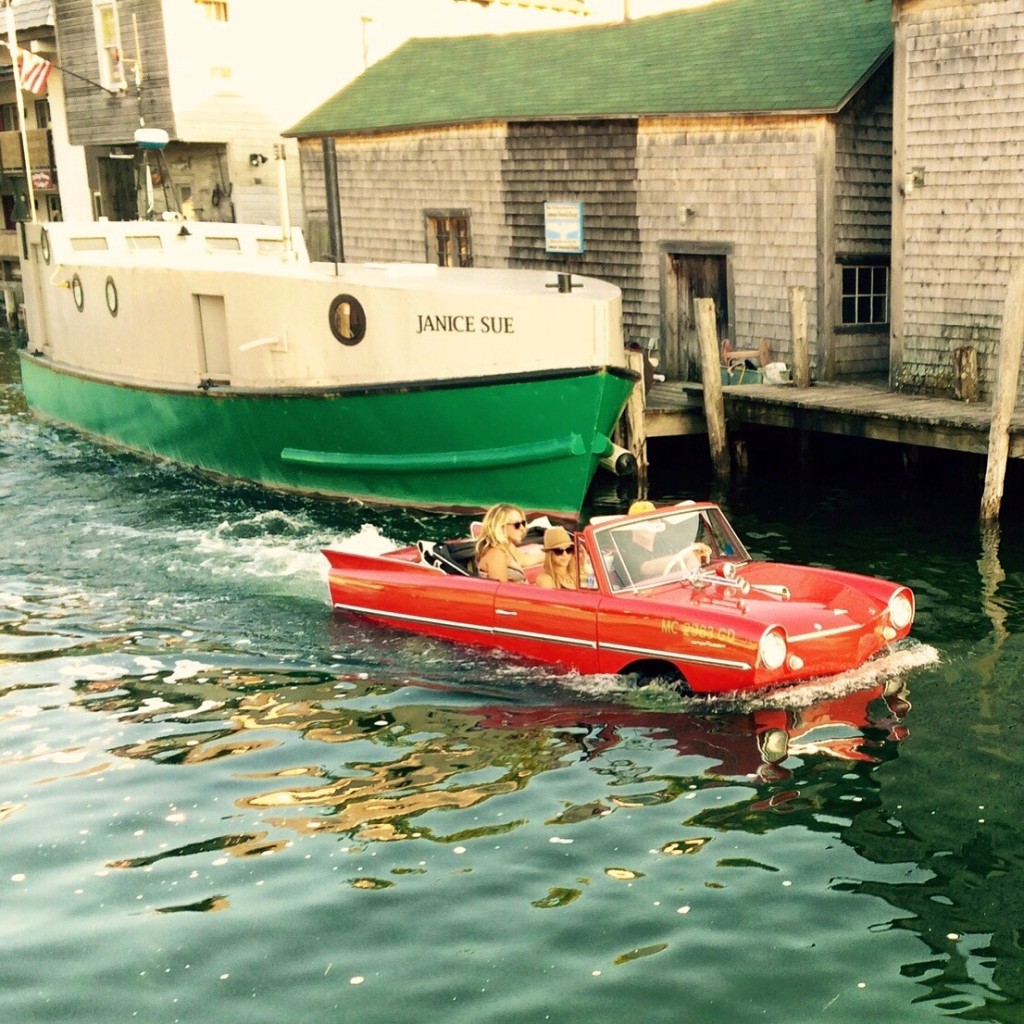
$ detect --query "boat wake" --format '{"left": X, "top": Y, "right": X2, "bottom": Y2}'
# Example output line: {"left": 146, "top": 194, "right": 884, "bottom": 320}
{"left": 557, "top": 638, "right": 939, "bottom": 712}
{"left": 173, "top": 515, "right": 403, "bottom": 600}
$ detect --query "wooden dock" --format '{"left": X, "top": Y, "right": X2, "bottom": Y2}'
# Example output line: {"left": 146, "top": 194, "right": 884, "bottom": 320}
{"left": 644, "top": 378, "right": 1024, "bottom": 459}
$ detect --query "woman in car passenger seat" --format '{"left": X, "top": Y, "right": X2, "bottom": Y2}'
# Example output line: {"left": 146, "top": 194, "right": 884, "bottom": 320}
{"left": 476, "top": 504, "right": 532, "bottom": 582}
{"left": 536, "top": 527, "right": 577, "bottom": 590}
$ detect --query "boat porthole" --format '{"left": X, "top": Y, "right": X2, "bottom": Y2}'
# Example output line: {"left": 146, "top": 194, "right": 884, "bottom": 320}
{"left": 328, "top": 294, "right": 366, "bottom": 346}
{"left": 71, "top": 274, "right": 84, "bottom": 312}
{"left": 105, "top": 276, "right": 118, "bottom": 317}
{"left": 40, "top": 227, "right": 51, "bottom": 264}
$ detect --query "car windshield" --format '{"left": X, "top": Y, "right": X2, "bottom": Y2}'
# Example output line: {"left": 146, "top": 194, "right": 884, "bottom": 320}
{"left": 594, "top": 505, "right": 751, "bottom": 593}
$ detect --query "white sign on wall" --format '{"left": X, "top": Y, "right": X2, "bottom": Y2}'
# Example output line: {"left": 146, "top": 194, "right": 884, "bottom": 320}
{"left": 544, "top": 201, "right": 584, "bottom": 254}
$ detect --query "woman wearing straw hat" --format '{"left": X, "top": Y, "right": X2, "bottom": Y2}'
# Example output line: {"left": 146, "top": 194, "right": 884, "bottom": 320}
{"left": 536, "top": 526, "right": 577, "bottom": 590}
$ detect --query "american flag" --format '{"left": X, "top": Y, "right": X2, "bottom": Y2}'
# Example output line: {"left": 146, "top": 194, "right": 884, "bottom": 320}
{"left": 18, "top": 51, "right": 53, "bottom": 95}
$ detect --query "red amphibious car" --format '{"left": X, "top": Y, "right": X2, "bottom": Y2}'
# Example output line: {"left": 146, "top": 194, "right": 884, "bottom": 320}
{"left": 323, "top": 502, "right": 915, "bottom": 695}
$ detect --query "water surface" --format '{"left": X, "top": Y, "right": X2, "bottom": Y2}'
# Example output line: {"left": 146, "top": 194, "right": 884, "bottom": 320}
{"left": 3, "top": 334, "right": 1023, "bottom": 1023}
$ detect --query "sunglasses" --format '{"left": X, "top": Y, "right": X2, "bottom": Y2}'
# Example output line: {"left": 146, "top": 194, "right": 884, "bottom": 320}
{"left": 548, "top": 546, "right": 573, "bottom": 555}
{"left": 506, "top": 520, "right": 527, "bottom": 529}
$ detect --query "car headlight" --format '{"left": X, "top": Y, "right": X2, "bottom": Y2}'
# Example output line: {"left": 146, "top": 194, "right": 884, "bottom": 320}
{"left": 758, "top": 627, "right": 788, "bottom": 670}
{"left": 888, "top": 589, "right": 914, "bottom": 631}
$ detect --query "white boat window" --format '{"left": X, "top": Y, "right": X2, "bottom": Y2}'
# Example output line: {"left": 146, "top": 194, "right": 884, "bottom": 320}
{"left": 329, "top": 294, "right": 367, "bottom": 346}
{"left": 70, "top": 236, "right": 109, "bottom": 251}
{"left": 206, "top": 237, "right": 242, "bottom": 253}
{"left": 126, "top": 235, "right": 163, "bottom": 251}
{"left": 256, "top": 239, "right": 287, "bottom": 255}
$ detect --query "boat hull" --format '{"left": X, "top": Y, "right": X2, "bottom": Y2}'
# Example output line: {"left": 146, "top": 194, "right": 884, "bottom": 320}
{"left": 18, "top": 353, "right": 635, "bottom": 515}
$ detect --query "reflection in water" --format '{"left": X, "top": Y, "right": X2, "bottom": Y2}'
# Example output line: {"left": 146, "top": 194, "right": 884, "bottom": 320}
{"left": 67, "top": 667, "right": 913, "bottom": 854}
{"left": 979, "top": 520, "right": 1009, "bottom": 648}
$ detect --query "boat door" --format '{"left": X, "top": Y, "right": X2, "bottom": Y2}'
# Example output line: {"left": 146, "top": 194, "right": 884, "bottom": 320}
{"left": 494, "top": 585, "right": 601, "bottom": 674}
{"left": 194, "top": 294, "right": 231, "bottom": 382}
{"left": 661, "top": 250, "right": 731, "bottom": 382}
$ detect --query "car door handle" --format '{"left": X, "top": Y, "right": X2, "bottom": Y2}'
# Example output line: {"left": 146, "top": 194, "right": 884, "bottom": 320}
{"left": 496, "top": 609, "right": 517, "bottom": 616}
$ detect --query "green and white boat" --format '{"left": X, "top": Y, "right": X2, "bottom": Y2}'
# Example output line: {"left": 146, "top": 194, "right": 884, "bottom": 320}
{"left": 17, "top": 220, "right": 636, "bottom": 517}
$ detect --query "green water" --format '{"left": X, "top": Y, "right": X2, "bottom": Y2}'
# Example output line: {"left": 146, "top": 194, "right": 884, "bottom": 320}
{"left": 3, "top": 333, "right": 1024, "bottom": 1023}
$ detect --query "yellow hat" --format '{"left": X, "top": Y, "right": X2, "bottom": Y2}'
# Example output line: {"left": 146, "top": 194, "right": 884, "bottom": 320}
{"left": 543, "top": 526, "right": 574, "bottom": 550}
{"left": 628, "top": 500, "right": 656, "bottom": 515}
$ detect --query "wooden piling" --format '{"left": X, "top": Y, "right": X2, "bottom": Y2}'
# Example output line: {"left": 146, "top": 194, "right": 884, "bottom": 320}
{"left": 623, "top": 347, "right": 649, "bottom": 484}
{"left": 789, "top": 285, "right": 810, "bottom": 387}
{"left": 695, "top": 296, "right": 730, "bottom": 480}
{"left": 953, "top": 346, "right": 979, "bottom": 403}
{"left": 981, "top": 260, "right": 1024, "bottom": 521}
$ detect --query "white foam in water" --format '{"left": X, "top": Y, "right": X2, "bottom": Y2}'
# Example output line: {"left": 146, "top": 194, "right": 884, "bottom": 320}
{"left": 561, "top": 639, "right": 939, "bottom": 710}
{"left": 175, "top": 515, "right": 401, "bottom": 593}
{"left": 737, "top": 639, "right": 939, "bottom": 711}
{"left": 331, "top": 523, "right": 400, "bottom": 556}
{"left": 683, "top": 639, "right": 941, "bottom": 713}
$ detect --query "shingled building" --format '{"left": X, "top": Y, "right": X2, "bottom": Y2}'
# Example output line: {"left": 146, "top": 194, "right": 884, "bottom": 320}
{"left": 288, "top": 0, "right": 894, "bottom": 386}
{"left": 891, "top": 0, "right": 1024, "bottom": 400}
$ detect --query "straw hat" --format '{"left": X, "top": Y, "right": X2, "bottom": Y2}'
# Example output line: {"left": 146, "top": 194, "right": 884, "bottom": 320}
{"left": 543, "top": 526, "right": 574, "bottom": 550}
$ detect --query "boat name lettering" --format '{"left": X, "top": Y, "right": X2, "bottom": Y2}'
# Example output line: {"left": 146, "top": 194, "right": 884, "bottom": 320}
{"left": 661, "top": 619, "right": 736, "bottom": 643}
{"left": 416, "top": 314, "right": 515, "bottom": 335}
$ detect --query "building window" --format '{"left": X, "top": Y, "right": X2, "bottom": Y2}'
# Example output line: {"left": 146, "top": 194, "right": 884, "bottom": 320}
{"left": 0, "top": 102, "right": 17, "bottom": 131}
{"left": 426, "top": 213, "right": 472, "bottom": 267}
{"left": 34, "top": 99, "right": 50, "bottom": 129}
{"left": 195, "top": 1, "right": 229, "bottom": 21}
{"left": 93, "top": 2, "right": 127, "bottom": 92}
{"left": 840, "top": 261, "right": 889, "bottom": 326}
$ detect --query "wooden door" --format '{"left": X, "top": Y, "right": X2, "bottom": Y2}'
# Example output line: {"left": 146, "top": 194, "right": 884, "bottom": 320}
{"left": 97, "top": 156, "right": 138, "bottom": 222}
{"left": 664, "top": 253, "right": 729, "bottom": 382}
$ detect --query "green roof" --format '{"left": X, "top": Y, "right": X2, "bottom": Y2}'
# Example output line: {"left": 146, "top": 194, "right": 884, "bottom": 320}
{"left": 287, "top": 0, "right": 893, "bottom": 138}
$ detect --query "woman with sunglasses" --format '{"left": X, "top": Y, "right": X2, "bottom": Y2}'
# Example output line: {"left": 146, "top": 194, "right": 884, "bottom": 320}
{"left": 476, "top": 503, "right": 535, "bottom": 582}
{"left": 536, "top": 526, "right": 577, "bottom": 590}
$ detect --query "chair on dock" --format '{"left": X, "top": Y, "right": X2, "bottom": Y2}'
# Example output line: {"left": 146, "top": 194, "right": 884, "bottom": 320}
{"left": 722, "top": 337, "right": 771, "bottom": 372}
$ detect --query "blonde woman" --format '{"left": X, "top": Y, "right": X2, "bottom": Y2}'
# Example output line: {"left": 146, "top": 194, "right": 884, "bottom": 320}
{"left": 476, "top": 503, "right": 531, "bottom": 582}
{"left": 536, "top": 526, "right": 577, "bottom": 590}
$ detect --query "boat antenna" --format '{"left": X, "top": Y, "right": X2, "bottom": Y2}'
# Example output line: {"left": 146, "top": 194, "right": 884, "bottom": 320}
{"left": 275, "top": 144, "right": 296, "bottom": 260}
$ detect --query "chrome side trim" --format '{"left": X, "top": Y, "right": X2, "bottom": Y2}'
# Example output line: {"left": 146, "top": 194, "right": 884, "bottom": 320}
{"left": 334, "top": 602, "right": 494, "bottom": 637}
{"left": 788, "top": 622, "right": 864, "bottom": 643}
{"left": 600, "top": 641, "right": 751, "bottom": 672}
{"left": 494, "top": 626, "right": 596, "bottom": 649}
{"left": 335, "top": 602, "right": 596, "bottom": 649}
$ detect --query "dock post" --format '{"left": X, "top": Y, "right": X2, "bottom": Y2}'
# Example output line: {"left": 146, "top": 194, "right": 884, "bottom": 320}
{"left": 695, "top": 297, "right": 730, "bottom": 481}
{"left": 790, "top": 286, "right": 810, "bottom": 387}
{"left": 954, "top": 346, "right": 979, "bottom": 403}
{"left": 623, "top": 347, "right": 649, "bottom": 485}
{"left": 981, "top": 260, "right": 1024, "bottom": 521}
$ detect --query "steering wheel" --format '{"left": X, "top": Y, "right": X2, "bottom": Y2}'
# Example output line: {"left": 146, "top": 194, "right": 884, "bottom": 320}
{"left": 661, "top": 547, "right": 694, "bottom": 577}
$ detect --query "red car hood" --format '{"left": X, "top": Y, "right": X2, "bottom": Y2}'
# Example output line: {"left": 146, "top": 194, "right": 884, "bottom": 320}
{"left": 627, "top": 562, "right": 897, "bottom": 639}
